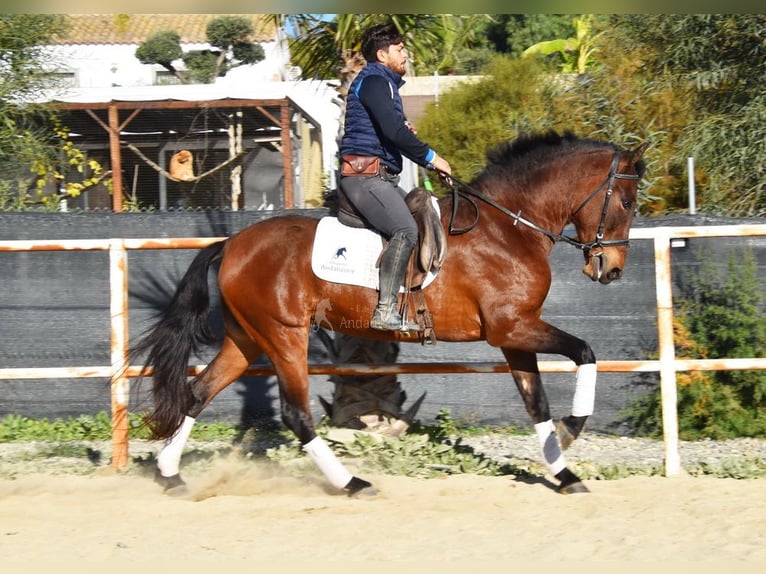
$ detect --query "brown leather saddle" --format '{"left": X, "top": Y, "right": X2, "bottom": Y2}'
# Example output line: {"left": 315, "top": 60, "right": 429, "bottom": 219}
{"left": 335, "top": 186, "right": 447, "bottom": 289}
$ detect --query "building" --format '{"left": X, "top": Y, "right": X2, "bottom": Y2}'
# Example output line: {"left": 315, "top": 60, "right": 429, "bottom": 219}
{"left": 36, "top": 14, "right": 337, "bottom": 212}
{"left": 33, "top": 15, "right": 472, "bottom": 212}
{"left": 43, "top": 14, "right": 290, "bottom": 88}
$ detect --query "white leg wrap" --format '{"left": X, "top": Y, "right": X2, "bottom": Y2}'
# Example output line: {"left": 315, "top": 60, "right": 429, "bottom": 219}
{"left": 157, "top": 416, "right": 195, "bottom": 477}
{"left": 572, "top": 363, "right": 597, "bottom": 417}
{"left": 303, "top": 436, "right": 353, "bottom": 490}
{"left": 534, "top": 420, "right": 567, "bottom": 476}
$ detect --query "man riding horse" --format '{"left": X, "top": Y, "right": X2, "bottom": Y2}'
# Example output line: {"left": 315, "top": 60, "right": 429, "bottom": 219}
{"left": 338, "top": 22, "right": 452, "bottom": 332}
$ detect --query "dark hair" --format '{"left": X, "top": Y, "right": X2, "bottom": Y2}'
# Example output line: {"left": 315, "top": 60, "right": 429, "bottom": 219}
{"left": 361, "top": 23, "right": 403, "bottom": 62}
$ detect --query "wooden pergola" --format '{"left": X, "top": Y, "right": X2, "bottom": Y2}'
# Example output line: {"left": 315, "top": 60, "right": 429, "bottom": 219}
{"left": 52, "top": 97, "right": 300, "bottom": 212}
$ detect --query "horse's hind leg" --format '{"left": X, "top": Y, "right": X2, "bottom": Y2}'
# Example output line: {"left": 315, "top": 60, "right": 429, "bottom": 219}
{"left": 266, "top": 328, "right": 373, "bottom": 496}
{"left": 502, "top": 348, "right": 588, "bottom": 494}
{"left": 155, "top": 334, "right": 253, "bottom": 493}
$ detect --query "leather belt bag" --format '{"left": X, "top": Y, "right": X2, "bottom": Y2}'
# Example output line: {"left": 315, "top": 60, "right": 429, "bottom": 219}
{"left": 341, "top": 155, "right": 380, "bottom": 176}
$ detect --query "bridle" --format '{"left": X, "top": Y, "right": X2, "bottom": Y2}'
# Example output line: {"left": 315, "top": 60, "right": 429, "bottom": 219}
{"left": 442, "top": 150, "right": 641, "bottom": 256}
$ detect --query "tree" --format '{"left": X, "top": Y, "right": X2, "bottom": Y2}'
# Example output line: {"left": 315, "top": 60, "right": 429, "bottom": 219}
{"left": 601, "top": 15, "right": 766, "bottom": 217}
{"left": 416, "top": 55, "right": 559, "bottom": 179}
{"left": 484, "top": 14, "right": 573, "bottom": 57}
{"left": 522, "top": 15, "right": 603, "bottom": 74}
{"left": 277, "top": 14, "right": 490, "bottom": 87}
{"left": 0, "top": 14, "right": 100, "bottom": 210}
{"left": 407, "top": 14, "right": 493, "bottom": 75}
{"left": 622, "top": 248, "right": 766, "bottom": 439}
{"left": 431, "top": 14, "right": 766, "bottom": 218}
{"left": 0, "top": 14, "right": 68, "bottom": 185}
{"left": 135, "top": 15, "right": 265, "bottom": 84}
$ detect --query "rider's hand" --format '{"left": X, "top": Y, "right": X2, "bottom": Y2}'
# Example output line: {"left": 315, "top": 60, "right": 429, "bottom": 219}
{"left": 428, "top": 154, "right": 452, "bottom": 186}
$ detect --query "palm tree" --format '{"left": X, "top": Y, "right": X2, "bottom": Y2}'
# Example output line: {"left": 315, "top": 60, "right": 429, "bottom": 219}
{"left": 269, "top": 14, "right": 490, "bottom": 86}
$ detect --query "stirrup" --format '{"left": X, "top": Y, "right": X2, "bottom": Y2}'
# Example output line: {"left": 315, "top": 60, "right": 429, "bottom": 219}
{"left": 370, "top": 305, "right": 421, "bottom": 332}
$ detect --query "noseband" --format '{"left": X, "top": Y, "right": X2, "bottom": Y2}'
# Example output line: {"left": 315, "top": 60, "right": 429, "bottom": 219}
{"left": 444, "top": 150, "right": 641, "bottom": 255}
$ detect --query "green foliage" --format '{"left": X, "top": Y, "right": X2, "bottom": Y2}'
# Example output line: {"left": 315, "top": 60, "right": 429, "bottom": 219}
{"left": 135, "top": 16, "right": 264, "bottom": 84}
{"left": 0, "top": 412, "right": 124, "bottom": 441}
{"left": 415, "top": 14, "right": 493, "bottom": 75}
{"left": 329, "top": 432, "right": 510, "bottom": 478}
{"left": 687, "top": 457, "right": 766, "bottom": 479}
{"left": 204, "top": 15, "right": 265, "bottom": 72}
{"left": 206, "top": 16, "right": 255, "bottom": 55}
{"left": 416, "top": 14, "right": 765, "bottom": 217}
{"left": 622, "top": 247, "right": 766, "bottom": 439}
{"left": 3, "top": 409, "right": 765, "bottom": 479}
{"left": 485, "top": 14, "right": 576, "bottom": 57}
{"left": 0, "top": 412, "right": 238, "bottom": 442}
{"left": 0, "top": 113, "right": 110, "bottom": 211}
{"left": 601, "top": 14, "right": 766, "bottom": 216}
{"left": 522, "top": 15, "right": 603, "bottom": 74}
{"left": 0, "top": 15, "right": 108, "bottom": 211}
{"left": 0, "top": 15, "right": 71, "bottom": 205}
{"left": 279, "top": 14, "right": 490, "bottom": 79}
{"left": 181, "top": 50, "right": 220, "bottom": 84}
{"left": 265, "top": 413, "right": 528, "bottom": 480}
{"left": 134, "top": 30, "right": 183, "bottom": 68}
{"left": 416, "top": 55, "right": 559, "bottom": 183}
{"left": 0, "top": 14, "right": 69, "bottom": 101}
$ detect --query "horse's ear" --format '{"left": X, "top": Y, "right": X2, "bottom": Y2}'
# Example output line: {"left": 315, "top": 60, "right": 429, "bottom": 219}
{"left": 631, "top": 142, "right": 649, "bottom": 162}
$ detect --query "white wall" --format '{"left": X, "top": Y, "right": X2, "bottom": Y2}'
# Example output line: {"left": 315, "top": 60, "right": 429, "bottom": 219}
{"left": 43, "top": 40, "right": 289, "bottom": 89}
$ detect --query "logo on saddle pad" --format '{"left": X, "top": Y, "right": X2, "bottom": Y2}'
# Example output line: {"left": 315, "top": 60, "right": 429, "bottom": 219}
{"left": 311, "top": 217, "right": 437, "bottom": 291}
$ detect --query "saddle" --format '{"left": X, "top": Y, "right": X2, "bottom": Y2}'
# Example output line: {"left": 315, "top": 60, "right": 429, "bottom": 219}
{"left": 335, "top": 186, "right": 447, "bottom": 288}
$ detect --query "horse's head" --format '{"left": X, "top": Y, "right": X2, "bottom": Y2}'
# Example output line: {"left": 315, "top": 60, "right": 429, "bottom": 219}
{"left": 572, "top": 142, "right": 648, "bottom": 284}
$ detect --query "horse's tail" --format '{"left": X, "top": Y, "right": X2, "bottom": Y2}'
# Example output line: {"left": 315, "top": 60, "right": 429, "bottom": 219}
{"left": 131, "top": 240, "right": 227, "bottom": 439}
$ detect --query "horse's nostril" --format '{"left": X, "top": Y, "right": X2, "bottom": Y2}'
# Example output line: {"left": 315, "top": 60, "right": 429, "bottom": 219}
{"left": 608, "top": 268, "right": 623, "bottom": 281}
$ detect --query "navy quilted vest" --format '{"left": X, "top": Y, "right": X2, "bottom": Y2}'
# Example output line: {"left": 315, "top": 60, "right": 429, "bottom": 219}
{"left": 340, "top": 62, "right": 406, "bottom": 173}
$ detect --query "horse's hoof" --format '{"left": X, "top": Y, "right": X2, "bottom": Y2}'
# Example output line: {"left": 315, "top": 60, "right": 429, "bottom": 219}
{"left": 555, "top": 467, "right": 589, "bottom": 494}
{"left": 154, "top": 469, "right": 188, "bottom": 496}
{"left": 344, "top": 476, "right": 378, "bottom": 498}
{"left": 559, "top": 481, "right": 590, "bottom": 495}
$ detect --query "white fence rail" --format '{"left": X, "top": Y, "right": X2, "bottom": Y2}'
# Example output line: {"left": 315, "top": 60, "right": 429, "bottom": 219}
{"left": 1, "top": 224, "right": 765, "bottom": 475}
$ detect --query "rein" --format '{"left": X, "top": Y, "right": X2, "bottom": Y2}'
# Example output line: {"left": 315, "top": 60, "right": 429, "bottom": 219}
{"left": 442, "top": 150, "right": 641, "bottom": 254}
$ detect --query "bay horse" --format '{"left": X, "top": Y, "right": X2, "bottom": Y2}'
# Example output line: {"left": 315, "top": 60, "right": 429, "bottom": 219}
{"left": 132, "top": 130, "right": 647, "bottom": 496}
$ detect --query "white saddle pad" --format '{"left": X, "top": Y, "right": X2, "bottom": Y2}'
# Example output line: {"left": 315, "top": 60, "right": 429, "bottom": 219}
{"left": 311, "top": 217, "right": 437, "bottom": 291}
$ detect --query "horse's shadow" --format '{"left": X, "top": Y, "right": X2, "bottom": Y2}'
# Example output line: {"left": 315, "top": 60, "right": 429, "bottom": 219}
{"left": 508, "top": 473, "right": 560, "bottom": 491}
{"left": 128, "top": 436, "right": 559, "bottom": 492}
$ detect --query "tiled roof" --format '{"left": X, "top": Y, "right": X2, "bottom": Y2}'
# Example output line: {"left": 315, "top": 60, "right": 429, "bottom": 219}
{"left": 56, "top": 14, "right": 276, "bottom": 45}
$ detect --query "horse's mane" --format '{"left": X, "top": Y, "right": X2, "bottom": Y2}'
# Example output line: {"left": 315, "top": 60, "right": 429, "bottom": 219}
{"left": 476, "top": 130, "right": 625, "bottom": 190}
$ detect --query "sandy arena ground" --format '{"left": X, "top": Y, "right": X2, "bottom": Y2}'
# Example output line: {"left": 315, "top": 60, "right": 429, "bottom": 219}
{"left": 1, "top": 451, "right": 765, "bottom": 563}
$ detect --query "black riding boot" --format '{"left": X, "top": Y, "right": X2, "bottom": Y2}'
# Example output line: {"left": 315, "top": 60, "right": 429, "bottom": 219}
{"left": 371, "top": 232, "right": 420, "bottom": 332}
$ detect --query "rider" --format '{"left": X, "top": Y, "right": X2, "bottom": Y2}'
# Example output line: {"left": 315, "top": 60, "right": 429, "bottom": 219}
{"left": 339, "top": 22, "right": 452, "bottom": 332}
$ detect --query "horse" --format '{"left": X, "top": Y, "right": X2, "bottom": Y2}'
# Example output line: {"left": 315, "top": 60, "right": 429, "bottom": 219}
{"left": 131, "top": 130, "right": 648, "bottom": 496}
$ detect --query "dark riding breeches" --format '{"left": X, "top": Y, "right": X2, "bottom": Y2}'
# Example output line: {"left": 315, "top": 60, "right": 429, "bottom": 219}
{"left": 339, "top": 173, "right": 418, "bottom": 244}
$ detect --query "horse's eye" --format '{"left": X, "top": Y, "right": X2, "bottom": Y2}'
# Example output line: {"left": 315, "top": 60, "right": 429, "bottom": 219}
{"left": 621, "top": 199, "right": 633, "bottom": 210}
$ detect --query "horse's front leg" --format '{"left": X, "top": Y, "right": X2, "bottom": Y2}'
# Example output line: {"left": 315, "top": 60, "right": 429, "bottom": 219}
{"left": 549, "top": 328, "right": 598, "bottom": 451}
{"left": 502, "top": 348, "right": 589, "bottom": 494}
{"left": 500, "top": 320, "right": 598, "bottom": 450}
{"left": 556, "top": 362, "right": 596, "bottom": 451}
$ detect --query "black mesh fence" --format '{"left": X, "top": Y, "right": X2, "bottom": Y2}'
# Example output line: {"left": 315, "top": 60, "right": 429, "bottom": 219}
{"left": 0, "top": 211, "right": 764, "bottom": 432}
